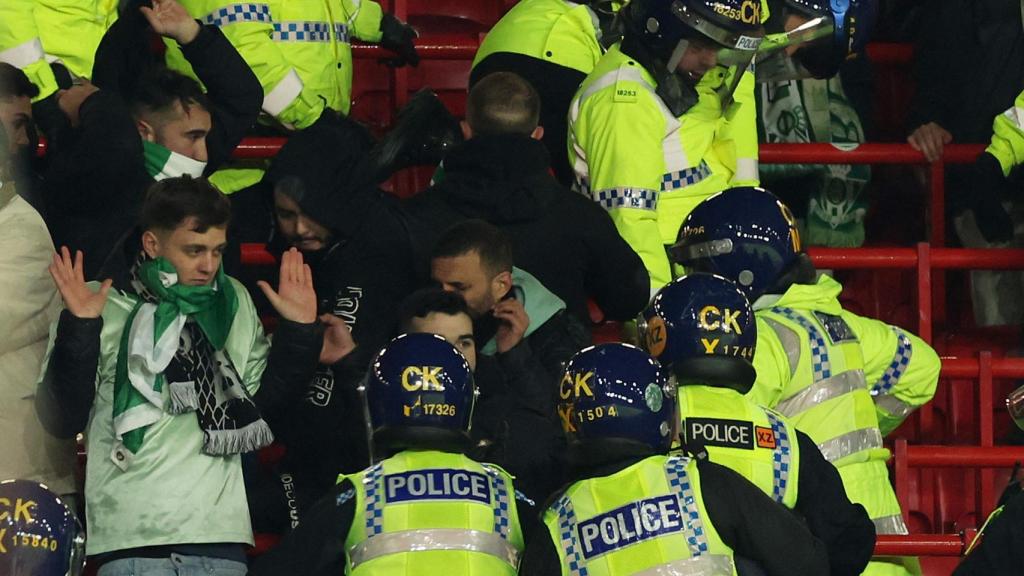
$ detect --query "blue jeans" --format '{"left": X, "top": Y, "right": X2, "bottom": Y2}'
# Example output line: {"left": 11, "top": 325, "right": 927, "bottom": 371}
{"left": 97, "top": 554, "right": 247, "bottom": 576}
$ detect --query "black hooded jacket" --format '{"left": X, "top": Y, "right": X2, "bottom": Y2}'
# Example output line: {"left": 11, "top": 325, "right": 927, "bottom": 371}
{"left": 402, "top": 133, "right": 650, "bottom": 325}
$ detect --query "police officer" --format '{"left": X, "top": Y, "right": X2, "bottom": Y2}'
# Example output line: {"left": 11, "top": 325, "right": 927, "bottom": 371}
{"left": 568, "top": 0, "right": 765, "bottom": 290}
{"left": 671, "top": 186, "right": 942, "bottom": 576}
{"left": 0, "top": 479, "right": 85, "bottom": 576}
{"left": 249, "top": 333, "right": 531, "bottom": 576}
{"left": 471, "top": 0, "right": 623, "bottom": 185}
{"left": 640, "top": 272, "right": 875, "bottom": 575}
{"left": 521, "top": 342, "right": 829, "bottom": 575}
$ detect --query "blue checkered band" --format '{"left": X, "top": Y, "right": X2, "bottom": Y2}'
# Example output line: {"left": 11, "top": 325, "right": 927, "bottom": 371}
{"left": 764, "top": 410, "right": 791, "bottom": 505}
{"left": 872, "top": 328, "right": 913, "bottom": 396}
{"left": 483, "top": 465, "right": 511, "bottom": 539}
{"left": 334, "top": 23, "right": 350, "bottom": 43}
{"left": 660, "top": 160, "right": 711, "bottom": 192}
{"left": 272, "top": 21, "right": 331, "bottom": 42}
{"left": 593, "top": 187, "right": 658, "bottom": 211}
{"left": 203, "top": 3, "right": 271, "bottom": 27}
{"left": 362, "top": 463, "right": 385, "bottom": 537}
{"left": 554, "top": 495, "right": 588, "bottom": 576}
{"left": 771, "top": 307, "right": 832, "bottom": 383}
{"left": 664, "top": 455, "right": 709, "bottom": 557}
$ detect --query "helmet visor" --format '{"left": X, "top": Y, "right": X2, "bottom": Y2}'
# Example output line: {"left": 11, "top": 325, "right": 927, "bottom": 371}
{"left": 755, "top": 17, "right": 837, "bottom": 81}
{"left": 1008, "top": 384, "right": 1024, "bottom": 432}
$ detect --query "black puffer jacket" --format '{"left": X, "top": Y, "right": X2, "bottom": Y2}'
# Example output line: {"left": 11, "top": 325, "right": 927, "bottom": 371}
{"left": 403, "top": 133, "right": 650, "bottom": 325}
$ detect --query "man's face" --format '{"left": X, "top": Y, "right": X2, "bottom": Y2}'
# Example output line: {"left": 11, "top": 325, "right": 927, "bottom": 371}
{"left": 407, "top": 311, "right": 477, "bottom": 371}
{"left": 0, "top": 95, "right": 33, "bottom": 154}
{"left": 274, "top": 190, "right": 332, "bottom": 252}
{"left": 431, "top": 251, "right": 509, "bottom": 318}
{"left": 675, "top": 38, "right": 719, "bottom": 82}
{"left": 141, "top": 99, "right": 211, "bottom": 162}
{"left": 143, "top": 217, "right": 227, "bottom": 286}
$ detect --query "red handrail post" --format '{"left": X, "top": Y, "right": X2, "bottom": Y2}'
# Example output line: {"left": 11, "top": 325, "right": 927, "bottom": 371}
{"left": 978, "top": 351, "right": 996, "bottom": 526}
{"left": 916, "top": 243, "right": 935, "bottom": 440}
{"left": 895, "top": 438, "right": 909, "bottom": 526}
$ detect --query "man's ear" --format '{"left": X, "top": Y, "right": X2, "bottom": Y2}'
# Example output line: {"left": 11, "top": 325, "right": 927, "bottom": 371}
{"left": 493, "top": 269, "right": 513, "bottom": 295}
{"left": 136, "top": 119, "right": 156, "bottom": 142}
{"left": 141, "top": 230, "right": 161, "bottom": 259}
{"left": 460, "top": 120, "right": 473, "bottom": 141}
{"left": 531, "top": 125, "right": 544, "bottom": 141}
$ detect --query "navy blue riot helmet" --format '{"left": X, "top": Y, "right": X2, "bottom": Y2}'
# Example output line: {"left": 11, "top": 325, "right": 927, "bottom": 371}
{"left": 641, "top": 273, "right": 758, "bottom": 392}
{"left": 361, "top": 333, "right": 476, "bottom": 459}
{"left": 670, "top": 186, "right": 807, "bottom": 300}
{"left": 559, "top": 344, "right": 677, "bottom": 459}
{"left": 757, "top": 0, "right": 877, "bottom": 81}
{"left": 0, "top": 479, "right": 85, "bottom": 576}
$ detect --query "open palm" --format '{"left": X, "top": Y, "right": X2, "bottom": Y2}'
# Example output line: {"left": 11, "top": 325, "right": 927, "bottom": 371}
{"left": 258, "top": 248, "right": 318, "bottom": 324}
{"left": 49, "top": 247, "right": 112, "bottom": 318}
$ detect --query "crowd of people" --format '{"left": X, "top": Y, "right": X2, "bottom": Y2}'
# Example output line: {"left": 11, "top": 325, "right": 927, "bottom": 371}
{"left": 1, "top": 0, "right": 1023, "bottom": 574}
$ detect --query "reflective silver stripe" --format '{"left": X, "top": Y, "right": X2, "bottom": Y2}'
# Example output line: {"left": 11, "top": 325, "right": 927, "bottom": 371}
{"left": 764, "top": 410, "right": 791, "bottom": 504}
{"left": 775, "top": 370, "right": 867, "bottom": 418}
{"left": 348, "top": 529, "right": 520, "bottom": 569}
{"left": 554, "top": 496, "right": 588, "bottom": 576}
{"left": 664, "top": 456, "right": 711, "bottom": 556}
{"left": 816, "top": 428, "right": 882, "bottom": 463}
{"left": 732, "top": 157, "right": 759, "bottom": 183}
{"left": 593, "top": 187, "right": 658, "bottom": 210}
{"left": 0, "top": 38, "right": 46, "bottom": 68}
{"left": 763, "top": 318, "right": 800, "bottom": 378}
{"left": 1002, "top": 106, "right": 1024, "bottom": 131}
{"left": 871, "top": 328, "right": 912, "bottom": 395}
{"left": 874, "top": 394, "right": 915, "bottom": 420}
{"left": 262, "top": 69, "right": 303, "bottom": 116}
{"left": 873, "top": 514, "right": 909, "bottom": 536}
{"left": 632, "top": 555, "right": 734, "bottom": 576}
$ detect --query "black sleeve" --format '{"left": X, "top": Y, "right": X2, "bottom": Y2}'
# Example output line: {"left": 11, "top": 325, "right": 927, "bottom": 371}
{"left": 180, "top": 24, "right": 263, "bottom": 172}
{"left": 525, "top": 310, "right": 591, "bottom": 385}
{"left": 954, "top": 494, "right": 1024, "bottom": 575}
{"left": 698, "top": 459, "right": 830, "bottom": 576}
{"left": 905, "top": 0, "right": 965, "bottom": 134}
{"left": 253, "top": 319, "right": 323, "bottom": 422}
{"left": 792, "top": 431, "right": 875, "bottom": 576}
{"left": 248, "top": 478, "right": 357, "bottom": 576}
{"left": 35, "top": 310, "right": 103, "bottom": 439}
{"left": 519, "top": 529, "right": 562, "bottom": 576}
{"left": 579, "top": 199, "right": 651, "bottom": 321}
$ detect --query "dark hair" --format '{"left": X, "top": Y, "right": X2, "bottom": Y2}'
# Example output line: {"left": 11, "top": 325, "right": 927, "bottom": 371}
{"left": 397, "top": 288, "right": 472, "bottom": 332}
{"left": 431, "top": 219, "right": 513, "bottom": 277}
{"left": 139, "top": 176, "right": 231, "bottom": 233}
{"left": 0, "top": 63, "right": 40, "bottom": 100}
{"left": 128, "top": 67, "right": 209, "bottom": 122}
{"left": 465, "top": 72, "right": 540, "bottom": 136}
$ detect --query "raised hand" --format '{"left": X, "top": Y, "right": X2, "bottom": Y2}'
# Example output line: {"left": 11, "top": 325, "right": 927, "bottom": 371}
{"left": 319, "top": 313, "right": 357, "bottom": 365}
{"left": 258, "top": 248, "right": 317, "bottom": 324}
{"left": 140, "top": 0, "right": 201, "bottom": 45}
{"left": 49, "top": 247, "right": 112, "bottom": 319}
{"left": 493, "top": 297, "right": 530, "bottom": 354}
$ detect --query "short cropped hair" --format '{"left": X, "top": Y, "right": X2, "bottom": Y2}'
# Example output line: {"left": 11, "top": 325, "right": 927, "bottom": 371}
{"left": 431, "top": 219, "right": 514, "bottom": 278}
{"left": 465, "top": 72, "right": 540, "bottom": 136}
{"left": 128, "top": 67, "right": 209, "bottom": 122}
{"left": 397, "top": 288, "right": 473, "bottom": 332}
{"left": 139, "top": 176, "right": 231, "bottom": 233}
{"left": 0, "top": 63, "right": 40, "bottom": 100}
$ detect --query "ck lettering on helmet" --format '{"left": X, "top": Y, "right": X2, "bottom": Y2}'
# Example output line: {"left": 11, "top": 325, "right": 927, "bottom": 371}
{"left": 712, "top": 0, "right": 761, "bottom": 25}
{"left": 400, "top": 366, "right": 445, "bottom": 391}
{"left": 0, "top": 497, "right": 36, "bottom": 523}
{"left": 577, "top": 495, "right": 684, "bottom": 559}
{"left": 384, "top": 469, "right": 492, "bottom": 505}
{"left": 560, "top": 371, "right": 596, "bottom": 400}
{"left": 698, "top": 306, "right": 744, "bottom": 333}
{"left": 685, "top": 417, "right": 755, "bottom": 450}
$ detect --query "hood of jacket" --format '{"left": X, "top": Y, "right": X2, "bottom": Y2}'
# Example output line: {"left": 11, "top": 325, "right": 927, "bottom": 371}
{"left": 752, "top": 274, "right": 844, "bottom": 314}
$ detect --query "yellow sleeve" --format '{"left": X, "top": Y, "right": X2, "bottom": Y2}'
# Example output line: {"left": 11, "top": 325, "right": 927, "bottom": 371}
{"left": 0, "top": 0, "right": 59, "bottom": 100}
{"left": 986, "top": 89, "right": 1024, "bottom": 176}
{"left": 715, "top": 68, "right": 760, "bottom": 186}
{"left": 844, "top": 311, "right": 940, "bottom": 436}
{"left": 749, "top": 316, "right": 792, "bottom": 409}
{"left": 345, "top": 0, "right": 384, "bottom": 43}
{"left": 576, "top": 78, "right": 673, "bottom": 288}
{"left": 171, "top": 0, "right": 324, "bottom": 128}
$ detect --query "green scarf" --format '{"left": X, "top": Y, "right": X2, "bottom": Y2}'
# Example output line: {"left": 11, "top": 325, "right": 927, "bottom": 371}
{"left": 143, "top": 140, "right": 207, "bottom": 181}
{"left": 112, "top": 257, "right": 239, "bottom": 466}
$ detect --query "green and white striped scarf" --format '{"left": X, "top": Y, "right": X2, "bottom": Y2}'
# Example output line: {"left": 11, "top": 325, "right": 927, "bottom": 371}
{"left": 143, "top": 140, "right": 207, "bottom": 181}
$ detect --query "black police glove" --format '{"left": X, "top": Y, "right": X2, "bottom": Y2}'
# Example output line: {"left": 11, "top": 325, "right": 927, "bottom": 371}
{"left": 379, "top": 13, "right": 419, "bottom": 67}
{"left": 970, "top": 152, "right": 1015, "bottom": 244}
